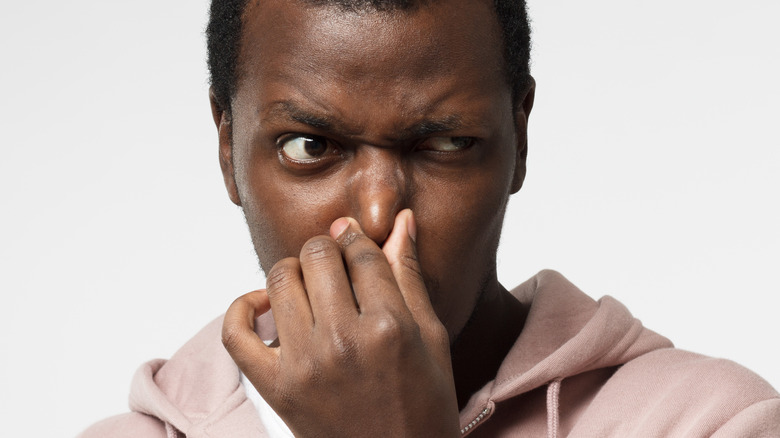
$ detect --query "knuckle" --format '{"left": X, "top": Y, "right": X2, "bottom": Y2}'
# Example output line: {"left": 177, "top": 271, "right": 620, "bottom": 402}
{"left": 427, "top": 320, "right": 450, "bottom": 346}
{"left": 299, "top": 237, "right": 339, "bottom": 264}
{"left": 327, "top": 331, "right": 360, "bottom": 363}
{"left": 365, "top": 314, "right": 421, "bottom": 355}
{"left": 265, "top": 258, "right": 300, "bottom": 295}
{"left": 349, "top": 247, "right": 384, "bottom": 267}
{"left": 221, "top": 322, "right": 246, "bottom": 352}
{"left": 370, "top": 314, "right": 406, "bottom": 341}
{"left": 397, "top": 252, "right": 424, "bottom": 278}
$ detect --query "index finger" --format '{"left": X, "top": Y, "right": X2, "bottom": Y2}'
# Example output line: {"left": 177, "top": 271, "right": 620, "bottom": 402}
{"left": 329, "top": 217, "right": 408, "bottom": 315}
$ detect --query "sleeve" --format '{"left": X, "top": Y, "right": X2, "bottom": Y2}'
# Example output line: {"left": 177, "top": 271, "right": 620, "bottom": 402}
{"left": 711, "top": 398, "right": 780, "bottom": 438}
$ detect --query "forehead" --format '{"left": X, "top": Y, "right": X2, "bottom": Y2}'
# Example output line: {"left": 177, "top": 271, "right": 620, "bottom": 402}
{"left": 236, "top": 0, "right": 508, "bottom": 99}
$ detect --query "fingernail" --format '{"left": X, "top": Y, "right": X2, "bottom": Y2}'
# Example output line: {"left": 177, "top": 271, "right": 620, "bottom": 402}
{"left": 405, "top": 209, "right": 417, "bottom": 243}
{"left": 330, "top": 217, "right": 351, "bottom": 240}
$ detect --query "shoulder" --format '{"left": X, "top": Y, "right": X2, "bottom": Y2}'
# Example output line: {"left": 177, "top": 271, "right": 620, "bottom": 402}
{"left": 617, "top": 348, "right": 778, "bottom": 401}
{"left": 77, "top": 412, "right": 167, "bottom": 438}
{"left": 580, "top": 348, "right": 780, "bottom": 436}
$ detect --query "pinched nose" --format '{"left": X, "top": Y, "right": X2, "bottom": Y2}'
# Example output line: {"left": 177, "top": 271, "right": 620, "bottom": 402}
{"left": 346, "top": 148, "right": 408, "bottom": 246}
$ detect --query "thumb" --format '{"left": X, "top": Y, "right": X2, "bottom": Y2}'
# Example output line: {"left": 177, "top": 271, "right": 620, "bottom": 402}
{"left": 382, "top": 209, "right": 425, "bottom": 312}
{"left": 383, "top": 210, "right": 449, "bottom": 355}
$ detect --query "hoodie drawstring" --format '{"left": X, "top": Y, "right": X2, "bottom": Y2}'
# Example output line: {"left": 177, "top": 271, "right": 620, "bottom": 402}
{"left": 546, "top": 379, "right": 562, "bottom": 438}
{"left": 165, "top": 422, "right": 181, "bottom": 438}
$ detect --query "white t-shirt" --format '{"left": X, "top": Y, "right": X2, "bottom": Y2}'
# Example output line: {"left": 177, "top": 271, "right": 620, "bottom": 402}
{"left": 241, "top": 371, "right": 294, "bottom": 437}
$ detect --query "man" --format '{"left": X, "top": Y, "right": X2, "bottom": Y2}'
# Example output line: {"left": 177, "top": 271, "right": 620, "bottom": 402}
{"left": 80, "top": 0, "right": 780, "bottom": 436}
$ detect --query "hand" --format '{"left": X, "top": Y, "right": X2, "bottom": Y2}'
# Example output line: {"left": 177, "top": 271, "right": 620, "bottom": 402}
{"left": 222, "top": 209, "right": 461, "bottom": 437}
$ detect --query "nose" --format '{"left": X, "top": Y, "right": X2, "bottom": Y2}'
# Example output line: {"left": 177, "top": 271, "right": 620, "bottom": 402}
{"left": 346, "top": 147, "right": 407, "bottom": 245}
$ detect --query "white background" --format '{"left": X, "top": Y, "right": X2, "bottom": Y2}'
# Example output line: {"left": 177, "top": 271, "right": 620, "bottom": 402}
{"left": 1, "top": 0, "right": 778, "bottom": 436}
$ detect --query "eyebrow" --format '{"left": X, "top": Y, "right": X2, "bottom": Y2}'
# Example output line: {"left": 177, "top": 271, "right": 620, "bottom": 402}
{"left": 264, "top": 100, "right": 464, "bottom": 140}
{"left": 267, "top": 101, "right": 335, "bottom": 130}
{"left": 402, "top": 117, "right": 462, "bottom": 138}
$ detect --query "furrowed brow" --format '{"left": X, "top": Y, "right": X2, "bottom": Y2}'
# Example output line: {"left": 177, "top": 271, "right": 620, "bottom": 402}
{"left": 403, "top": 116, "right": 463, "bottom": 138}
{"left": 264, "top": 102, "right": 466, "bottom": 140}
{"left": 265, "top": 101, "right": 334, "bottom": 130}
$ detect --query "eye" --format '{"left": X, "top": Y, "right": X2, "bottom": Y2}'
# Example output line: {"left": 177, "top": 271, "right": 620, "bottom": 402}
{"left": 420, "top": 136, "right": 475, "bottom": 152}
{"left": 279, "top": 135, "right": 330, "bottom": 161}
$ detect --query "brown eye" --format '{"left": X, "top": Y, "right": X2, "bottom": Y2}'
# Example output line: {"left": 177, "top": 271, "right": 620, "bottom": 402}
{"left": 280, "top": 135, "right": 329, "bottom": 161}
{"left": 422, "top": 136, "right": 474, "bottom": 152}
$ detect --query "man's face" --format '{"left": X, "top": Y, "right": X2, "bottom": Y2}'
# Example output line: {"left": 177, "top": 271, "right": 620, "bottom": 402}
{"left": 215, "top": 0, "right": 532, "bottom": 341}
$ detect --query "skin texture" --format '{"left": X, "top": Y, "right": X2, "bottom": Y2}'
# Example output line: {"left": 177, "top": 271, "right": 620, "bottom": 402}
{"left": 214, "top": 0, "right": 535, "bottom": 435}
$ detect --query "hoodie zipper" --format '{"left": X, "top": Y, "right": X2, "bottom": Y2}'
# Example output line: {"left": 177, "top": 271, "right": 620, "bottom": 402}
{"left": 460, "top": 406, "right": 492, "bottom": 435}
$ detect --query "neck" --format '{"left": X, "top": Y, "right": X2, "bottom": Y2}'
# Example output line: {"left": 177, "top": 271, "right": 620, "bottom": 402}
{"left": 449, "top": 281, "right": 528, "bottom": 410}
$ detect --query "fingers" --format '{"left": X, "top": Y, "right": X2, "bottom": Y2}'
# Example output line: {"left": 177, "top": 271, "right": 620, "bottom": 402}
{"left": 222, "top": 290, "right": 280, "bottom": 391}
{"left": 264, "top": 257, "right": 313, "bottom": 345}
{"left": 330, "top": 217, "right": 408, "bottom": 315}
{"left": 298, "top": 236, "right": 358, "bottom": 324}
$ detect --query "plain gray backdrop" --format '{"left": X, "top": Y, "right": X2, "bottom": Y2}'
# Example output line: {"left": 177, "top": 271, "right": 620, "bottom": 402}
{"left": 1, "top": 0, "right": 778, "bottom": 436}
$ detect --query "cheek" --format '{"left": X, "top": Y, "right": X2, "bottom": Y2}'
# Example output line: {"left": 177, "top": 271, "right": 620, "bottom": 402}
{"left": 416, "top": 174, "right": 511, "bottom": 264}
{"left": 411, "top": 167, "right": 512, "bottom": 334}
{"left": 235, "top": 147, "right": 344, "bottom": 273}
{"left": 413, "top": 152, "right": 515, "bottom": 278}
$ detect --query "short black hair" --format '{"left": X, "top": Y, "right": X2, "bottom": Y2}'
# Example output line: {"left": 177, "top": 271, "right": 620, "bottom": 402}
{"left": 206, "top": 0, "right": 531, "bottom": 115}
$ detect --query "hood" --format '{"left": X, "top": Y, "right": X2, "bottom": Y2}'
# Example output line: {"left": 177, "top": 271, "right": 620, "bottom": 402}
{"left": 458, "top": 270, "right": 672, "bottom": 436}
{"left": 127, "top": 313, "right": 278, "bottom": 437}
{"left": 127, "top": 270, "right": 671, "bottom": 437}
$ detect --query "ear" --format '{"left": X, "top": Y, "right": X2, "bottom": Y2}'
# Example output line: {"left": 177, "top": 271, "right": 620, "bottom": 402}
{"left": 510, "top": 77, "right": 535, "bottom": 194}
{"left": 210, "top": 87, "right": 242, "bottom": 206}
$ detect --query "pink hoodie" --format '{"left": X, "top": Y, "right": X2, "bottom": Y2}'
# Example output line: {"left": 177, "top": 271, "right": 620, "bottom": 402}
{"left": 79, "top": 270, "right": 780, "bottom": 437}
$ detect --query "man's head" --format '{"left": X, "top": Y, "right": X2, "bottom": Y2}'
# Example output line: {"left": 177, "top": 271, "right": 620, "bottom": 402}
{"left": 208, "top": 0, "right": 535, "bottom": 342}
